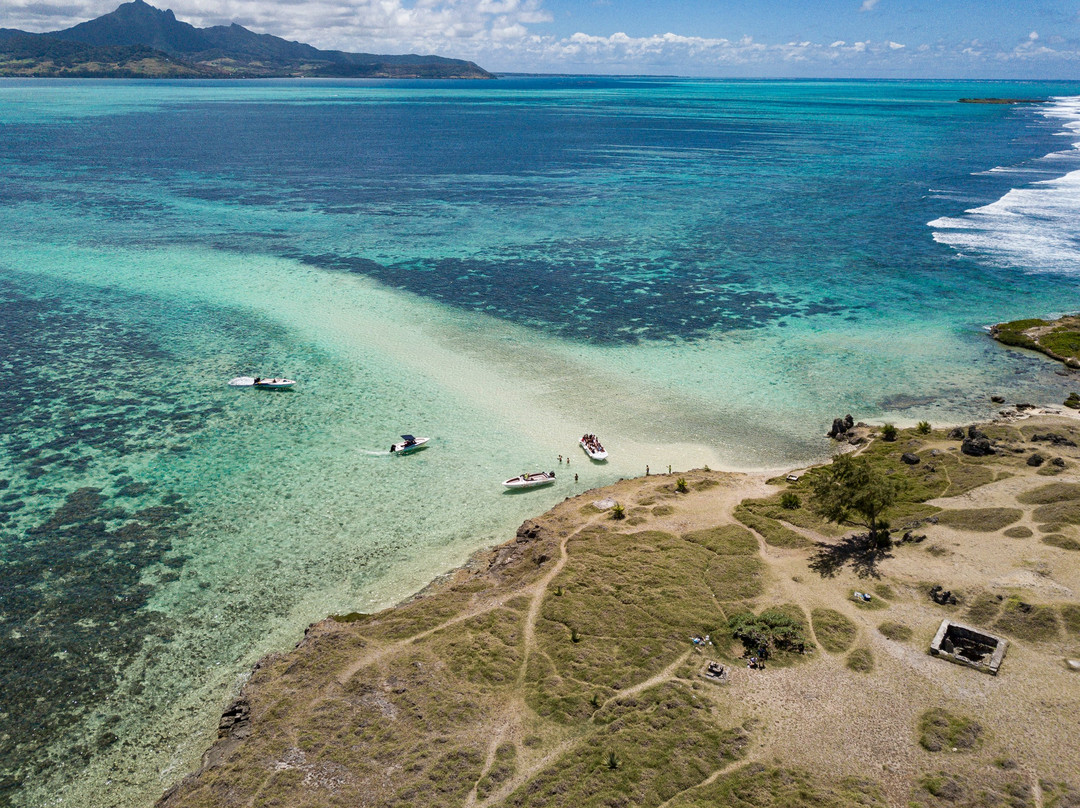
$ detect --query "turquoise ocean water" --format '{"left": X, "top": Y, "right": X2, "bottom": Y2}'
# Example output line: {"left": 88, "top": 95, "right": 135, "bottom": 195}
{"left": 3, "top": 77, "right": 1080, "bottom": 806}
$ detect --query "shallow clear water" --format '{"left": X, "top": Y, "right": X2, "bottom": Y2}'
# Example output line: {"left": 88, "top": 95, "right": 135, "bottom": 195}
{"left": 3, "top": 77, "right": 1080, "bottom": 807}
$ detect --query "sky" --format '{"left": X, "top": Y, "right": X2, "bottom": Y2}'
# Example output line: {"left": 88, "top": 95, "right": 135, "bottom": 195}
{"left": 3, "top": 0, "right": 1080, "bottom": 78}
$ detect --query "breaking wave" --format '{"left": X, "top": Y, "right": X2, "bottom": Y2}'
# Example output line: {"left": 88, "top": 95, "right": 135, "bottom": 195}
{"left": 930, "top": 96, "right": 1080, "bottom": 274}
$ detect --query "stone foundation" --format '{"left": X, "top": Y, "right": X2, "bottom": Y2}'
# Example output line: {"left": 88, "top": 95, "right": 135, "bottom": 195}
{"left": 929, "top": 620, "right": 1007, "bottom": 675}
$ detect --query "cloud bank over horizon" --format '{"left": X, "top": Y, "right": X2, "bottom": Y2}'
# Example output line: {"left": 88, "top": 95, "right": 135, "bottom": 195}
{"left": 3, "top": 0, "right": 1080, "bottom": 78}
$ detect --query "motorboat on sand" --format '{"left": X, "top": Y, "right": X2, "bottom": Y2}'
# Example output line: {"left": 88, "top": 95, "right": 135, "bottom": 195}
{"left": 391, "top": 435, "right": 430, "bottom": 454}
{"left": 503, "top": 471, "right": 556, "bottom": 489}
{"left": 579, "top": 434, "right": 608, "bottom": 461}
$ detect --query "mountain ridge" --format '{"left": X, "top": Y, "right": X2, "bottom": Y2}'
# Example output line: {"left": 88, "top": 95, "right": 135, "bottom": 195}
{"left": 0, "top": 1, "right": 493, "bottom": 78}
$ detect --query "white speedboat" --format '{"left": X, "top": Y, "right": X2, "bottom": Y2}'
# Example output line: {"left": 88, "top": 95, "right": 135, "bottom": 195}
{"left": 391, "top": 435, "right": 430, "bottom": 455}
{"left": 579, "top": 434, "right": 608, "bottom": 461}
{"left": 229, "top": 376, "right": 296, "bottom": 389}
{"left": 503, "top": 471, "right": 556, "bottom": 489}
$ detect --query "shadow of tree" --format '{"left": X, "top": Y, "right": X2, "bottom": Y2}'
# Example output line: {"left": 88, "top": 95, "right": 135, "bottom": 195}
{"left": 809, "top": 533, "right": 893, "bottom": 579}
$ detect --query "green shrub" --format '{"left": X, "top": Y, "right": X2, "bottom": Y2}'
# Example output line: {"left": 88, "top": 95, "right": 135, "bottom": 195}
{"left": 994, "top": 329, "right": 1038, "bottom": 349}
{"left": 675, "top": 477, "right": 689, "bottom": 493}
{"left": 916, "top": 421, "right": 931, "bottom": 434}
{"left": 811, "top": 608, "right": 857, "bottom": 653}
{"left": 1042, "top": 330, "right": 1080, "bottom": 358}
{"left": 610, "top": 503, "right": 625, "bottom": 520}
{"left": 881, "top": 423, "right": 898, "bottom": 441}
{"left": 998, "top": 318, "right": 1049, "bottom": 331}
{"left": 729, "top": 608, "right": 808, "bottom": 657}
{"left": 780, "top": 491, "right": 801, "bottom": 510}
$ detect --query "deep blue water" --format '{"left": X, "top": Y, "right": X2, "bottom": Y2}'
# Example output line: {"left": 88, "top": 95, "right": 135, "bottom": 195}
{"left": 2, "top": 77, "right": 1080, "bottom": 807}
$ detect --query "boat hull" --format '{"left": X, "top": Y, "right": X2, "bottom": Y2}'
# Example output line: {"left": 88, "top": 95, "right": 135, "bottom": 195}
{"left": 391, "top": 437, "right": 430, "bottom": 454}
{"left": 229, "top": 376, "right": 296, "bottom": 389}
{"left": 503, "top": 474, "right": 556, "bottom": 489}
{"left": 579, "top": 440, "right": 608, "bottom": 461}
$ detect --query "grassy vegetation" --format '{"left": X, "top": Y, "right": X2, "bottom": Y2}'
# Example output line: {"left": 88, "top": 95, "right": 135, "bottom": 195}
{"left": 1042, "top": 329, "right": 1080, "bottom": 359}
{"left": 965, "top": 591, "right": 1004, "bottom": 625}
{"left": 1042, "top": 534, "right": 1080, "bottom": 550}
{"left": 1061, "top": 604, "right": 1080, "bottom": 637}
{"left": 918, "top": 708, "right": 983, "bottom": 752}
{"left": 683, "top": 524, "right": 759, "bottom": 555}
{"left": 475, "top": 742, "right": 516, "bottom": 799}
{"left": 846, "top": 648, "right": 874, "bottom": 673}
{"left": 733, "top": 505, "right": 813, "bottom": 549}
{"left": 1003, "top": 526, "right": 1034, "bottom": 538}
{"left": 1016, "top": 482, "right": 1080, "bottom": 505}
{"left": 530, "top": 527, "right": 768, "bottom": 722}
{"left": 1033, "top": 499, "right": 1080, "bottom": 525}
{"left": 506, "top": 682, "right": 751, "bottom": 808}
{"left": 810, "top": 608, "right": 858, "bottom": 653}
{"left": 878, "top": 621, "right": 913, "bottom": 642}
{"left": 934, "top": 508, "right": 1023, "bottom": 532}
{"left": 665, "top": 763, "right": 887, "bottom": 808}
{"left": 994, "top": 596, "right": 1062, "bottom": 643}
{"left": 916, "top": 769, "right": 1034, "bottom": 808}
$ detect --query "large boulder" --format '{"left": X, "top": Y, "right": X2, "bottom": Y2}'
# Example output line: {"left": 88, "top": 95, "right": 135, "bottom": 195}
{"left": 901, "top": 453, "right": 920, "bottom": 465}
{"left": 961, "top": 436, "right": 994, "bottom": 457}
{"left": 828, "top": 414, "right": 855, "bottom": 439}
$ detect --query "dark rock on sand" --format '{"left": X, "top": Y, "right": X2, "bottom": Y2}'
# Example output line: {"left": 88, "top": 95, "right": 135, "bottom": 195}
{"left": 962, "top": 436, "right": 995, "bottom": 457}
{"left": 1027, "top": 453, "right": 1046, "bottom": 467}
{"left": 901, "top": 453, "right": 920, "bottom": 465}
{"left": 1032, "top": 433, "right": 1077, "bottom": 447}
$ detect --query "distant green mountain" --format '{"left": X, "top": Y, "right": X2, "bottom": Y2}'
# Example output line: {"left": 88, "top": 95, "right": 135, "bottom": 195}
{"left": 0, "top": 0, "right": 494, "bottom": 78}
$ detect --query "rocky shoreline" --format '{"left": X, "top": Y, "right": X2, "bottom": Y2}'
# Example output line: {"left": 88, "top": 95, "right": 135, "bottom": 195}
{"left": 990, "top": 314, "right": 1080, "bottom": 371}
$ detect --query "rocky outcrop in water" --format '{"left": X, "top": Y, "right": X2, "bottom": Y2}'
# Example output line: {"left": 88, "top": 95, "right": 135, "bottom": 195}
{"left": 828, "top": 414, "right": 855, "bottom": 439}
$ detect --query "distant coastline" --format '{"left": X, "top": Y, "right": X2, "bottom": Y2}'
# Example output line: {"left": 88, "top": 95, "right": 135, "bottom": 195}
{"left": 0, "top": 0, "right": 493, "bottom": 79}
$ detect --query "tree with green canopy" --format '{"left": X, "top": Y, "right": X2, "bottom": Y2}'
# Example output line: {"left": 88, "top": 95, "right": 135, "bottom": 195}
{"left": 809, "top": 453, "right": 901, "bottom": 547}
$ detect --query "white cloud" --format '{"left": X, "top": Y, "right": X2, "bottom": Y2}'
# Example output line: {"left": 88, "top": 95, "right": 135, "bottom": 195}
{"left": 0, "top": 0, "right": 553, "bottom": 57}
{"left": 860, "top": 0, "right": 879, "bottom": 11}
